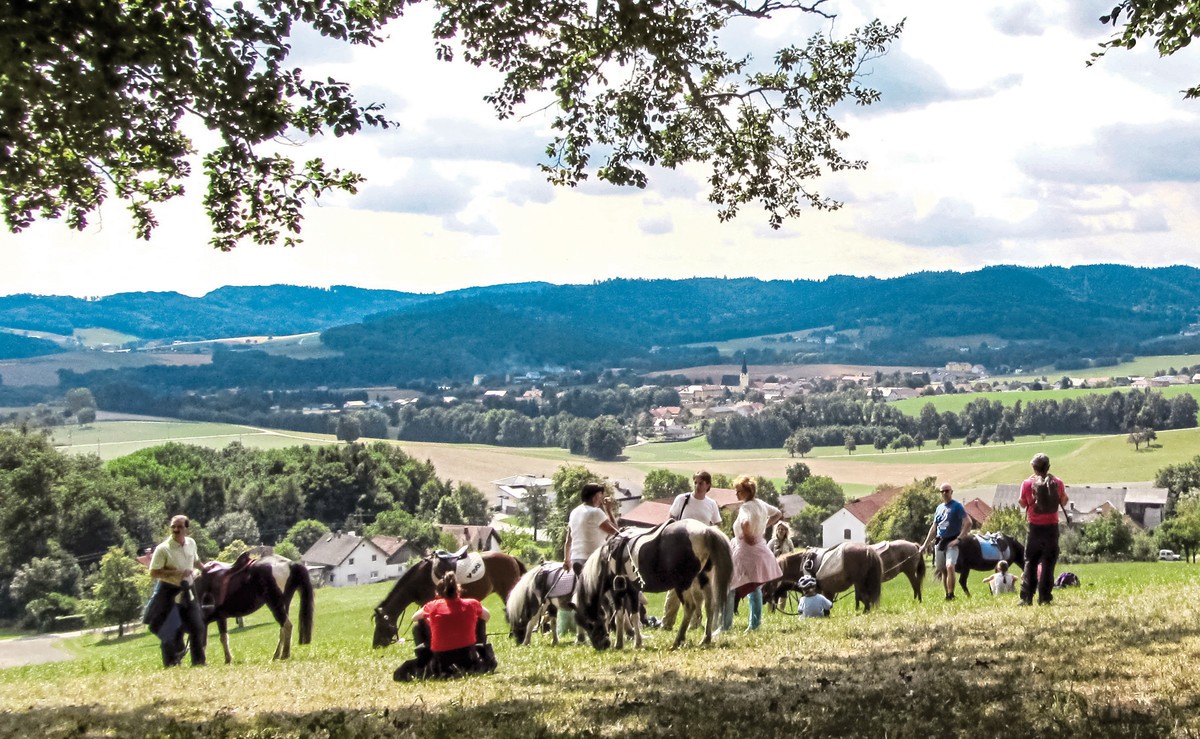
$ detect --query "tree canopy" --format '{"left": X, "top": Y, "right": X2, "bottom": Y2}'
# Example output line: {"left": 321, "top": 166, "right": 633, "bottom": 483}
{"left": 1, "top": 0, "right": 902, "bottom": 249}
{"left": 1093, "top": 2, "right": 1200, "bottom": 99}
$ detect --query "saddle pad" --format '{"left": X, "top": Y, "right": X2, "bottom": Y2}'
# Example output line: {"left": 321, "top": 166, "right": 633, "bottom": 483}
{"left": 872, "top": 541, "right": 891, "bottom": 555}
{"left": 456, "top": 552, "right": 486, "bottom": 584}
{"left": 978, "top": 539, "right": 1002, "bottom": 562}
{"left": 815, "top": 545, "right": 845, "bottom": 582}
{"left": 540, "top": 564, "right": 576, "bottom": 599}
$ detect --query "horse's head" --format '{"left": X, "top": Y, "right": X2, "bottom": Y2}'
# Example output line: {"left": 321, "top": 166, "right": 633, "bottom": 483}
{"left": 571, "top": 546, "right": 622, "bottom": 651}
{"left": 372, "top": 606, "right": 399, "bottom": 648}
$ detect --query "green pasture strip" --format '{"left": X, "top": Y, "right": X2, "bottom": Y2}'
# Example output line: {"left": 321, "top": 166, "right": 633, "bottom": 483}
{"left": 73, "top": 328, "right": 140, "bottom": 347}
{"left": 892, "top": 383, "right": 1200, "bottom": 416}
{"left": 47, "top": 421, "right": 340, "bottom": 460}
{"left": 970, "top": 427, "right": 1200, "bottom": 485}
{"left": 990, "top": 353, "right": 1200, "bottom": 382}
{"left": 2, "top": 562, "right": 1199, "bottom": 737}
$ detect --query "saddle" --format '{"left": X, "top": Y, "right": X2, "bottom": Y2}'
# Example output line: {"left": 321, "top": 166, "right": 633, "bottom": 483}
{"left": 431, "top": 548, "right": 486, "bottom": 585}
{"left": 537, "top": 564, "right": 576, "bottom": 599}
{"left": 201, "top": 550, "right": 256, "bottom": 613}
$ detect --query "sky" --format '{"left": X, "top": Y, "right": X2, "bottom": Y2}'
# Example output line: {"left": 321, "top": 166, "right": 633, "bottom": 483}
{"left": 3, "top": 0, "right": 1199, "bottom": 298}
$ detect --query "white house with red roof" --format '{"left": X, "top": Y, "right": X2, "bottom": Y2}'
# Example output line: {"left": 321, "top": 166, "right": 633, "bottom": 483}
{"left": 821, "top": 486, "right": 901, "bottom": 547}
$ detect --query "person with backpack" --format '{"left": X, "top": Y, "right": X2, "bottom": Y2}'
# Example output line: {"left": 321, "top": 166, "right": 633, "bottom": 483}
{"left": 660, "top": 470, "right": 722, "bottom": 631}
{"left": 1018, "top": 453, "right": 1069, "bottom": 606}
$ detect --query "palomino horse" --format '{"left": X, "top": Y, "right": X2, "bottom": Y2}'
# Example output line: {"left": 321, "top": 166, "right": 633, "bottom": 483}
{"left": 506, "top": 563, "right": 578, "bottom": 645}
{"left": 195, "top": 551, "right": 314, "bottom": 663}
{"left": 371, "top": 550, "right": 526, "bottom": 648}
{"left": 942, "top": 533, "right": 1025, "bottom": 597}
{"left": 766, "top": 543, "right": 883, "bottom": 612}
{"left": 571, "top": 520, "right": 732, "bottom": 650}
{"left": 872, "top": 540, "right": 926, "bottom": 602}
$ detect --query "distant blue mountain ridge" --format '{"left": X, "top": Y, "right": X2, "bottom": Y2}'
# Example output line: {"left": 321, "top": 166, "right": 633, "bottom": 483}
{"left": 6, "top": 266, "right": 1200, "bottom": 379}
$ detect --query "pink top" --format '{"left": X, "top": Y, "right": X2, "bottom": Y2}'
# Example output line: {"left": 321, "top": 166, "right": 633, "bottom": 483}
{"left": 1019, "top": 476, "right": 1068, "bottom": 526}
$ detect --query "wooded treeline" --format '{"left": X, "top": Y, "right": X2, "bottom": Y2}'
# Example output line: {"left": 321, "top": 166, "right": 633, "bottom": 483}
{"left": 0, "top": 432, "right": 487, "bottom": 622}
{"left": 707, "top": 389, "right": 1200, "bottom": 449}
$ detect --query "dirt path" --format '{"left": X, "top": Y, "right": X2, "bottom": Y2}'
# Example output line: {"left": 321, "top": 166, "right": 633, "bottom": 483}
{"left": 0, "top": 634, "right": 73, "bottom": 669}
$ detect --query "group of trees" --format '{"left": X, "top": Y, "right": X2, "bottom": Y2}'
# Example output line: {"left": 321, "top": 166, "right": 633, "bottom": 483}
{"left": 707, "top": 388, "right": 1199, "bottom": 452}
{"left": 0, "top": 430, "right": 487, "bottom": 627}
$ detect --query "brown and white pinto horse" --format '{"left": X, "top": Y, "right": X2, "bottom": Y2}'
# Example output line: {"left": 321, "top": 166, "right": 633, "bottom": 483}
{"left": 195, "top": 551, "right": 314, "bottom": 663}
{"left": 571, "top": 520, "right": 732, "bottom": 650}
{"left": 872, "top": 540, "right": 926, "bottom": 602}
{"left": 372, "top": 550, "right": 526, "bottom": 648}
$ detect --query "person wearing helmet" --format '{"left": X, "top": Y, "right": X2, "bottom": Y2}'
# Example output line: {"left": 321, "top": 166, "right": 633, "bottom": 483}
{"left": 798, "top": 575, "right": 832, "bottom": 618}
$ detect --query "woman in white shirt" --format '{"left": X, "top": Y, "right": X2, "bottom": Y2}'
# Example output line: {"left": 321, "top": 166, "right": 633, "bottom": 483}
{"left": 558, "top": 482, "right": 618, "bottom": 638}
{"left": 723, "top": 476, "right": 783, "bottom": 632}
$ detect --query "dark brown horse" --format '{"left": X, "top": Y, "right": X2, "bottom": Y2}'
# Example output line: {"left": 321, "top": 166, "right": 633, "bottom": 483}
{"left": 371, "top": 550, "right": 526, "bottom": 648}
{"left": 764, "top": 543, "right": 883, "bottom": 612}
{"left": 945, "top": 533, "right": 1025, "bottom": 597}
{"left": 872, "top": 540, "right": 926, "bottom": 602}
{"left": 195, "top": 552, "right": 314, "bottom": 663}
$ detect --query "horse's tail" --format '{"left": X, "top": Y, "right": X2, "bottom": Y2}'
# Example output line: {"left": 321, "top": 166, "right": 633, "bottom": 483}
{"left": 705, "top": 528, "right": 733, "bottom": 628}
{"left": 293, "top": 562, "right": 315, "bottom": 645}
{"left": 916, "top": 547, "right": 926, "bottom": 581}
{"left": 864, "top": 547, "right": 883, "bottom": 611}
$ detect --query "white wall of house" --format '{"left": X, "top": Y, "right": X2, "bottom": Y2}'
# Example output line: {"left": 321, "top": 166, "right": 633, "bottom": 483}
{"left": 325, "top": 540, "right": 390, "bottom": 587}
{"left": 822, "top": 509, "right": 866, "bottom": 548}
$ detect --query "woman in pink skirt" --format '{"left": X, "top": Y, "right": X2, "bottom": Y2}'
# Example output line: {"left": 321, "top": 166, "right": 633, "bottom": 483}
{"left": 723, "top": 475, "right": 783, "bottom": 632}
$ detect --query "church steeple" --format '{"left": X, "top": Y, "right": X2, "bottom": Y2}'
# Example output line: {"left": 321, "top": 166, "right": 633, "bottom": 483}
{"left": 740, "top": 355, "right": 749, "bottom": 390}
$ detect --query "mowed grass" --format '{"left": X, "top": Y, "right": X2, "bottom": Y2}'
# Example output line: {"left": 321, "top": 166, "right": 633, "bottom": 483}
{"left": 2, "top": 562, "right": 1199, "bottom": 737}
{"left": 891, "top": 383, "right": 1200, "bottom": 416}
{"left": 50, "top": 421, "right": 338, "bottom": 460}
{"left": 990, "top": 353, "right": 1200, "bottom": 381}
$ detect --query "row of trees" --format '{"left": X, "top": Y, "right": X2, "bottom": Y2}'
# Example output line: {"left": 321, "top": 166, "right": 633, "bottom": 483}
{"left": 707, "top": 388, "right": 1199, "bottom": 451}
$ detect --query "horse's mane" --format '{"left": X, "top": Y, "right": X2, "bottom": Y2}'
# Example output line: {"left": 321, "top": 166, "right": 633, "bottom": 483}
{"left": 506, "top": 566, "right": 542, "bottom": 627}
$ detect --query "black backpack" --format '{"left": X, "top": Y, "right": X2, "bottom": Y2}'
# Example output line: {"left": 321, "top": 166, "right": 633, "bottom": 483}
{"left": 1032, "top": 475, "right": 1059, "bottom": 515}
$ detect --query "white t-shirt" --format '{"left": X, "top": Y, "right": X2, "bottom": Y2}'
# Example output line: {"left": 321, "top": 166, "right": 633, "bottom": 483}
{"left": 734, "top": 498, "right": 780, "bottom": 543}
{"left": 149, "top": 537, "right": 201, "bottom": 582}
{"left": 668, "top": 493, "right": 722, "bottom": 525}
{"left": 988, "top": 572, "right": 1016, "bottom": 595}
{"left": 801, "top": 593, "right": 833, "bottom": 618}
{"left": 568, "top": 504, "right": 610, "bottom": 563}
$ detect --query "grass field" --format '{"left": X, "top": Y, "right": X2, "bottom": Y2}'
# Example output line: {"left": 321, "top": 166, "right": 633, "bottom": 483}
{"left": 50, "top": 421, "right": 1200, "bottom": 509}
{"left": 990, "top": 353, "right": 1200, "bottom": 381}
{"left": 73, "top": 328, "right": 140, "bottom": 347}
{"left": 891, "top": 383, "right": 1200, "bottom": 416}
{"left": 49, "top": 421, "right": 337, "bottom": 460}
{"left": 2, "top": 561, "right": 1198, "bottom": 737}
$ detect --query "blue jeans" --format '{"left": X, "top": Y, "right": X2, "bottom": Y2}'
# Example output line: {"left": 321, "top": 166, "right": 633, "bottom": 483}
{"left": 722, "top": 587, "right": 763, "bottom": 631}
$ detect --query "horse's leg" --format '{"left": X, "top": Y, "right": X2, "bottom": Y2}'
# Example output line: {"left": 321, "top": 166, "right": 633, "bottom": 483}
{"left": 218, "top": 618, "right": 233, "bottom": 665}
{"left": 959, "top": 567, "right": 971, "bottom": 598}
{"left": 272, "top": 620, "right": 292, "bottom": 660}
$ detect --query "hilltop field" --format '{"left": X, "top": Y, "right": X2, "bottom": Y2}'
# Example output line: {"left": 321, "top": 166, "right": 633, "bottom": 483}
{"left": 1, "top": 561, "right": 1197, "bottom": 738}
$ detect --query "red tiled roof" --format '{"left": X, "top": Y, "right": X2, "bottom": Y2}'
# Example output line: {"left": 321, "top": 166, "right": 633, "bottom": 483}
{"left": 964, "top": 498, "right": 993, "bottom": 526}
{"left": 843, "top": 486, "right": 902, "bottom": 524}
{"left": 619, "top": 500, "right": 673, "bottom": 527}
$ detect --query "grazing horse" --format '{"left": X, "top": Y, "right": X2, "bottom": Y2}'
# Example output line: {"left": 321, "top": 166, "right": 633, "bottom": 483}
{"left": 946, "top": 533, "right": 1025, "bottom": 597}
{"left": 872, "top": 540, "right": 926, "bottom": 602}
{"left": 571, "top": 519, "right": 732, "bottom": 650}
{"left": 195, "top": 551, "right": 314, "bottom": 663}
{"left": 506, "top": 563, "right": 578, "bottom": 645}
{"left": 767, "top": 543, "right": 883, "bottom": 612}
{"left": 372, "top": 550, "right": 526, "bottom": 648}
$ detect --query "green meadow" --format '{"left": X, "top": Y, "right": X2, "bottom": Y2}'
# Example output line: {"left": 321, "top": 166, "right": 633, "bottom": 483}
{"left": 2, "top": 561, "right": 1198, "bottom": 737}
{"left": 890, "top": 383, "right": 1200, "bottom": 416}
{"left": 49, "top": 421, "right": 337, "bottom": 460}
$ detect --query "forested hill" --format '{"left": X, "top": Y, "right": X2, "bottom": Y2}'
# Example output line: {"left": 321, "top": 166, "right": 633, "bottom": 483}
{"left": 20, "top": 265, "right": 1200, "bottom": 387}
{"left": 0, "top": 283, "right": 554, "bottom": 340}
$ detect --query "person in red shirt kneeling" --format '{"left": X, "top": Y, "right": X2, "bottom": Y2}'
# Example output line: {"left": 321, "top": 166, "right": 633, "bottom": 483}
{"left": 394, "top": 571, "right": 496, "bottom": 681}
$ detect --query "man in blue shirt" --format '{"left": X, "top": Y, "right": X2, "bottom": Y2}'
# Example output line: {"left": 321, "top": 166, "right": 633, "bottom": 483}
{"left": 919, "top": 483, "right": 971, "bottom": 601}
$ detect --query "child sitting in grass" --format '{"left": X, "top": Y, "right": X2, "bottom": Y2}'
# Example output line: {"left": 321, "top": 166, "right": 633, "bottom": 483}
{"left": 798, "top": 575, "right": 832, "bottom": 618}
